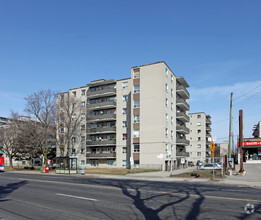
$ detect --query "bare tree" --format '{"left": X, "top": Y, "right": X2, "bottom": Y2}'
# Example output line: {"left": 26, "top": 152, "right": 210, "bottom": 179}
{"left": 56, "top": 92, "right": 85, "bottom": 157}
{"left": 24, "top": 89, "right": 57, "bottom": 166}
{"left": 0, "top": 112, "right": 21, "bottom": 168}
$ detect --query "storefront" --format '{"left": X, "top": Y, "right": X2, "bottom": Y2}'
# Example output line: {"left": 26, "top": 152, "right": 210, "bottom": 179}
{"left": 240, "top": 139, "right": 261, "bottom": 162}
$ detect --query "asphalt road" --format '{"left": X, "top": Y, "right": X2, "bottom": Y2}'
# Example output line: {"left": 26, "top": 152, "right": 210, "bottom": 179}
{"left": 0, "top": 172, "right": 261, "bottom": 220}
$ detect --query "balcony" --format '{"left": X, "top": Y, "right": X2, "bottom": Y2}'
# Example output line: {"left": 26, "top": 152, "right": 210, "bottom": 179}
{"left": 176, "top": 138, "right": 190, "bottom": 146}
{"left": 87, "top": 127, "right": 116, "bottom": 134}
{"left": 87, "top": 88, "right": 116, "bottom": 98}
{"left": 87, "top": 114, "right": 116, "bottom": 122}
{"left": 176, "top": 85, "right": 190, "bottom": 99}
{"left": 176, "top": 99, "right": 189, "bottom": 111}
{"left": 86, "top": 152, "right": 116, "bottom": 159}
{"left": 86, "top": 139, "right": 116, "bottom": 146}
{"left": 176, "top": 125, "right": 189, "bottom": 134}
{"left": 206, "top": 126, "right": 212, "bottom": 132}
{"left": 206, "top": 132, "right": 211, "bottom": 137}
{"left": 87, "top": 101, "right": 116, "bottom": 110}
{"left": 176, "top": 151, "right": 189, "bottom": 157}
{"left": 206, "top": 118, "right": 212, "bottom": 125}
{"left": 176, "top": 112, "right": 189, "bottom": 122}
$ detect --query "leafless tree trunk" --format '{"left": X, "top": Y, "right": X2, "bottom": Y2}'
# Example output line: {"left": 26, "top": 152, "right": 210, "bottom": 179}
{"left": 24, "top": 89, "right": 57, "bottom": 166}
{"left": 56, "top": 93, "right": 84, "bottom": 157}
{"left": 0, "top": 111, "right": 21, "bottom": 168}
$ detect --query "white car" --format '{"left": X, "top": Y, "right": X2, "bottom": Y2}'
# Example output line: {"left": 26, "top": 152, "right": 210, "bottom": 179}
{"left": 201, "top": 163, "right": 220, "bottom": 170}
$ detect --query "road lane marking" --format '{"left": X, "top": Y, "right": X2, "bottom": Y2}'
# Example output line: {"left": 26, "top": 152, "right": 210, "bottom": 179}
{"left": 19, "top": 177, "right": 261, "bottom": 203}
{"left": 56, "top": 193, "right": 98, "bottom": 201}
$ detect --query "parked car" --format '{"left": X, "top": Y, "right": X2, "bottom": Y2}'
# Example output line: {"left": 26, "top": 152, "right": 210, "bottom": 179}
{"left": 215, "top": 162, "right": 222, "bottom": 168}
{"left": 201, "top": 163, "right": 221, "bottom": 170}
{"left": 188, "top": 161, "right": 195, "bottom": 167}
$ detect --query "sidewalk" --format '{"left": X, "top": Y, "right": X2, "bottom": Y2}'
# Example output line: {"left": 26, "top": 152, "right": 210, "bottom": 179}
{"left": 4, "top": 164, "right": 261, "bottom": 188}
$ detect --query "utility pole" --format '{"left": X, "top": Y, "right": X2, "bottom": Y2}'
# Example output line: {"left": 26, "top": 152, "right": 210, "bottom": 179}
{"left": 239, "top": 110, "right": 244, "bottom": 173}
{"left": 228, "top": 92, "right": 233, "bottom": 158}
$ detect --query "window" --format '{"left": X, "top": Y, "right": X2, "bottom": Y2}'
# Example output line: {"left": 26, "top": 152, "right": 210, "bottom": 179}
{"left": 60, "top": 95, "right": 64, "bottom": 101}
{"left": 165, "top": 113, "right": 168, "bottom": 122}
{"left": 197, "top": 144, "right": 201, "bottom": 148}
{"left": 165, "top": 83, "right": 168, "bottom": 92}
{"left": 122, "top": 160, "right": 127, "bottom": 167}
{"left": 107, "top": 160, "right": 116, "bottom": 167}
{"left": 134, "top": 144, "right": 140, "bottom": 152}
{"left": 171, "top": 130, "right": 174, "bottom": 139}
{"left": 81, "top": 160, "right": 85, "bottom": 165}
{"left": 81, "top": 136, "right": 85, "bottom": 143}
{"left": 81, "top": 148, "right": 84, "bottom": 154}
{"left": 165, "top": 68, "right": 168, "bottom": 77}
{"left": 134, "top": 115, "right": 140, "bottom": 123}
{"left": 197, "top": 115, "right": 201, "bottom": 119}
{"left": 197, "top": 152, "right": 201, "bottom": 156}
{"left": 90, "top": 160, "right": 98, "bottom": 167}
{"left": 165, "top": 128, "right": 168, "bottom": 138}
{"left": 197, "top": 122, "right": 201, "bottom": 126}
{"left": 134, "top": 100, "right": 140, "bottom": 108}
{"left": 171, "top": 74, "right": 174, "bottom": 82}
{"left": 122, "top": 81, "right": 128, "bottom": 89}
{"left": 123, "top": 95, "right": 128, "bottom": 102}
{"left": 122, "top": 108, "right": 127, "bottom": 115}
{"left": 133, "top": 130, "right": 140, "bottom": 138}
{"left": 72, "top": 103, "right": 76, "bottom": 109}
{"left": 72, "top": 113, "right": 76, "bottom": 119}
{"left": 81, "top": 124, "right": 85, "bottom": 131}
{"left": 133, "top": 68, "right": 140, "bottom": 78}
{"left": 122, "top": 147, "right": 127, "bottom": 153}
{"left": 198, "top": 137, "right": 201, "bottom": 141}
{"left": 122, "top": 133, "right": 127, "bottom": 140}
{"left": 197, "top": 129, "right": 201, "bottom": 134}
{"left": 60, "top": 128, "right": 64, "bottom": 133}
{"left": 72, "top": 91, "right": 76, "bottom": 98}
{"left": 134, "top": 85, "right": 140, "bottom": 93}
{"left": 61, "top": 117, "right": 64, "bottom": 122}
{"left": 171, "top": 102, "right": 174, "bottom": 110}
{"left": 81, "top": 101, "right": 86, "bottom": 107}
{"left": 171, "top": 89, "right": 174, "bottom": 97}
{"left": 165, "top": 98, "right": 168, "bottom": 107}
{"left": 81, "top": 90, "right": 86, "bottom": 96}
{"left": 134, "top": 160, "right": 140, "bottom": 168}
{"left": 122, "top": 121, "right": 127, "bottom": 128}
{"left": 72, "top": 137, "right": 76, "bottom": 143}
{"left": 171, "top": 117, "right": 174, "bottom": 125}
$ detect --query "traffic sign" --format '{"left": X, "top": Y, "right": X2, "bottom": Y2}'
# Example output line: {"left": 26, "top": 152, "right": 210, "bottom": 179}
{"left": 211, "top": 152, "right": 215, "bottom": 157}
{"left": 210, "top": 141, "right": 215, "bottom": 152}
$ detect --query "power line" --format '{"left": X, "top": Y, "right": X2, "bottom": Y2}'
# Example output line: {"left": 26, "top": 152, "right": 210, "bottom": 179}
{"left": 233, "top": 83, "right": 261, "bottom": 101}
{"left": 234, "top": 88, "right": 261, "bottom": 106}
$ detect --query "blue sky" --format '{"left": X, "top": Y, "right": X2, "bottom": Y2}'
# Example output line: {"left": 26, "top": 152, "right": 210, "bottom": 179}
{"left": 0, "top": 0, "right": 260, "bottom": 144}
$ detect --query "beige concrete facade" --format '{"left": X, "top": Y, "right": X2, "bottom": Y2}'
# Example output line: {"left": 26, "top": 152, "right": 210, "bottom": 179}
{"left": 186, "top": 113, "right": 212, "bottom": 163}
{"left": 56, "top": 61, "right": 190, "bottom": 170}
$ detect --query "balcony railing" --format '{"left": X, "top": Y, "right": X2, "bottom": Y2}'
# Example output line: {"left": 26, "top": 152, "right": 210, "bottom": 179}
{"left": 176, "top": 99, "right": 190, "bottom": 111}
{"left": 176, "top": 125, "right": 189, "bottom": 134}
{"left": 176, "top": 138, "right": 190, "bottom": 146}
{"left": 86, "top": 139, "right": 116, "bottom": 146}
{"left": 176, "top": 85, "right": 190, "bottom": 99}
{"left": 86, "top": 152, "right": 116, "bottom": 158}
{"left": 87, "top": 88, "right": 116, "bottom": 98}
{"left": 176, "top": 112, "right": 189, "bottom": 122}
{"left": 176, "top": 151, "right": 190, "bottom": 157}
{"left": 87, "top": 101, "right": 116, "bottom": 110}
{"left": 87, "top": 127, "right": 116, "bottom": 134}
{"left": 87, "top": 114, "right": 116, "bottom": 121}
{"left": 206, "top": 118, "right": 212, "bottom": 125}
{"left": 206, "top": 126, "right": 212, "bottom": 132}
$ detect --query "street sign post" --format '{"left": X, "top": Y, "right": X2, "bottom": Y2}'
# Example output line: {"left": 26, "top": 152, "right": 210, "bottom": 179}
{"left": 210, "top": 141, "right": 215, "bottom": 179}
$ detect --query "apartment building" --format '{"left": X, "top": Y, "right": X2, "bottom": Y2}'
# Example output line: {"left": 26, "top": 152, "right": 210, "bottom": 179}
{"left": 186, "top": 113, "right": 212, "bottom": 163}
{"left": 56, "top": 61, "right": 190, "bottom": 170}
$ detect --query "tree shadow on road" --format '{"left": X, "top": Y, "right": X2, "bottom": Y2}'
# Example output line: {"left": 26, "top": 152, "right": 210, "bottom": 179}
{"left": 0, "top": 180, "right": 28, "bottom": 202}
